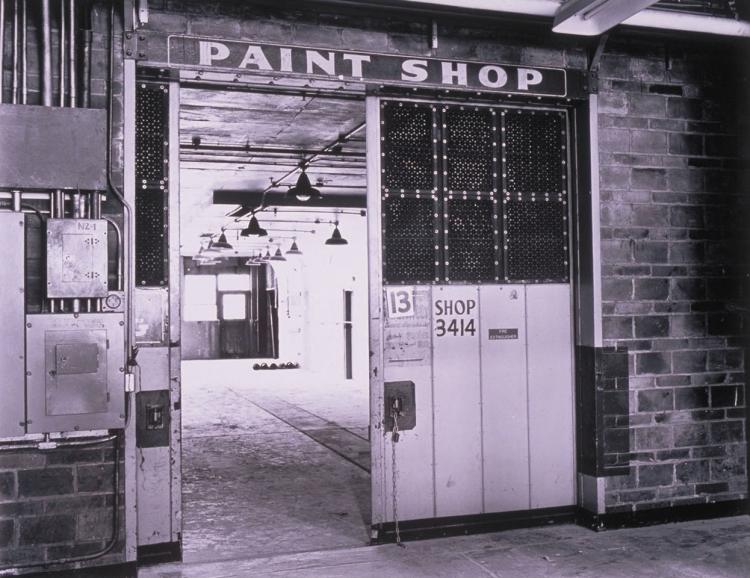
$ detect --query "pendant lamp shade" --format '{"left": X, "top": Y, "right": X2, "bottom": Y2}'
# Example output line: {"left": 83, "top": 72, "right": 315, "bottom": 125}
{"left": 270, "top": 247, "right": 287, "bottom": 261}
{"left": 286, "top": 240, "right": 302, "bottom": 255}
{"left": 212, "top": 232, "right": 233, "bottom": 250}
{"left": 240, "top": 216, "right": 267, "bottom": 237}
{"left": 287, "top": 170, "right": 321, "bottom": 202}
{"left": 325, "top": 224, "right": 348, "bottom": 245}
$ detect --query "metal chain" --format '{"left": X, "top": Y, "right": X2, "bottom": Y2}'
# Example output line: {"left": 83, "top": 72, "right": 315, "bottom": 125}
{"left": 391, "top": 412, "right": 402, "bottom": 546}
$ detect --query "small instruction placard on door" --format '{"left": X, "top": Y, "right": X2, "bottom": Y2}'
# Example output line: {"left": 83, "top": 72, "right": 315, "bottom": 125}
{"left": 489, "top": 328, "right": 519, "bottom": 340}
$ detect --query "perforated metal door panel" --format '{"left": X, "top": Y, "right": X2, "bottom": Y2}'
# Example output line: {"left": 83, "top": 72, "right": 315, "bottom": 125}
{"left": 380, "top": 101, "right": 570, "bottom": 286}
{"left": 136, "top": 84, "right": 168, "bottom": 184}
{"left": 446, "top": 198, "right": 498, "bottom": 283}
{"left": 502, "top": 109, "right": 569, "bottom": 283}
{"left": 443, "top": 107, "right": 496, "bottom": 194}
{"left": 381, "top": 102, "right": 436, "bottom": 193}
{"left": 503, "top": 110, "right": 566, "bottom": 196}
{"left": 383, "top": 195, "right": 438, "bottom": 284}
{"left": 504, "top": 199, "right": 568, "bottom": 282}
{"left": 135, "top": 82, "right": 169, "bottom": 287}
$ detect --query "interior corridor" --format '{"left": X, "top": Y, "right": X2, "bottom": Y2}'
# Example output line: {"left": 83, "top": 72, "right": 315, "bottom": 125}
{"left": 181, "top": 361, "right": 371, "bottom": 563}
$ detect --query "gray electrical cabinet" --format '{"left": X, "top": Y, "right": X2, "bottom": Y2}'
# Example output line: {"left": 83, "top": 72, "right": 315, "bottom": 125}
{"left": 25, "top": 313, "right": 126, "bottom": 433}
{"left": 0, "top": 211, "right": 26, "bottom": 437}
{"left": 46, "top": 218, "right": 109, "bottom": 298}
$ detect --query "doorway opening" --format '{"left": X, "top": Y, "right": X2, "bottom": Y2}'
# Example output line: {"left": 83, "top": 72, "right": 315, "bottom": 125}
{"left": 178, "top": 85, "right": 370, "bottom": 562}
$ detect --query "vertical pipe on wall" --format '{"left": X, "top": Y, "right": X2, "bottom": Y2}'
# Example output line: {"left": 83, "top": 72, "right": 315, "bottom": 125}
{"left": 82, "top": 18, "right": 91, "bottom": 108}
{"left": 0, "top": 0, "right": 5, "bottom": 102}
{"left": 69, "top": 0, "right": 76, "bottom": 107}
{"left": 72, "top": 190, "right": 81, "bottom": 313}
{"left": 21, "top": 0, "right": 26, "bottom": 103}
{"left": 11, "top": 0, "right": 17, "bottom": 103}
{"left": 60, "top": 0, "right": 66, "bottom": 107}
{"left": 41, "top": 0, "right": 52, "bottom": 106}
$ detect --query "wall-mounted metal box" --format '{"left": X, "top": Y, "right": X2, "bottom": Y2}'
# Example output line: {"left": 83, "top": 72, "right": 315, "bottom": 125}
{"left": 46, "top": 219, "right": 109, "bottom": 298}
{"left": 0, "top": 211, "right": 26, "bottom": 437}
{"left": 0, "top": 104, "right": 107, "bottom": 190}
{"left": 134, "top": 288, "right": 169, "bottom": 346}
{"left": 26, "top": 313, "right": 126, "bottom": 433}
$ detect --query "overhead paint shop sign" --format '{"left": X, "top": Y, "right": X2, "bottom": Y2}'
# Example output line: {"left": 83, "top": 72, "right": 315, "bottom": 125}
{"left": 167, "top": 36, "right": 567, "bottom": 97}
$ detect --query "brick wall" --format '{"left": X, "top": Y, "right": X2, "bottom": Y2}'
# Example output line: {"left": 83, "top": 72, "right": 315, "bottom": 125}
{"left": 0, "top": 440, "right": 124, "bottom": 571}
{"left": 597, "top": 38, "right": 747, "bottom": 512}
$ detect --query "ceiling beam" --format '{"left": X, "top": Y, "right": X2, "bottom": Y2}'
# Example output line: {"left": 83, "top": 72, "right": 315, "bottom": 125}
{"left": 214, "top": 191, "right": 367, "bottom": 214}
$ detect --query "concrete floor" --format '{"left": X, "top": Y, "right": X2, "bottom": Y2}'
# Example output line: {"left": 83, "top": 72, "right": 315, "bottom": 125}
{"left": 141, "top": 515, "right": 750, "bottom": 577}
{"left": 180, "top": 364, "right": 371, "bottom": 563}
{"left": 169, "top": 365, "right": 750, "bottom": 577}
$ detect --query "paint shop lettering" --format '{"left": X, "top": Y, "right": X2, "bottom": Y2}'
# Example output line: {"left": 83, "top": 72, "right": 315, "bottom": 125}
{"left": 167, "top": 37, "right": 567, "bottom": 97}
{"left": 434, "top": 299, "right": 476, "bottom": 338}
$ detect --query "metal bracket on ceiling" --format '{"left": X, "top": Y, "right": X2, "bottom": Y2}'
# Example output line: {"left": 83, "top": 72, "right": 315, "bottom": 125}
{"left": 584, "top": 32, "right": 608, "bottom": 94}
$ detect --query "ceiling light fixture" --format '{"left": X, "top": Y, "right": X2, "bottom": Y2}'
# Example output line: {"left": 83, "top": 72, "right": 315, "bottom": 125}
{"left": 270, "top": 247, "right": 287, "bottom": 261}
{"left": 240, "top": 215, "right": 268, "bottom": 237}
{"left": 286, "top": 169, "right": 322, "bottom": 202}
{"left": 286, "top": 240, "right": 303, "bottom": 255}
{"left": 325, "top": 222, "right": 348, "bottom": 246}
{"left": 211, "top": 231, "right": 233, "bottom": 250}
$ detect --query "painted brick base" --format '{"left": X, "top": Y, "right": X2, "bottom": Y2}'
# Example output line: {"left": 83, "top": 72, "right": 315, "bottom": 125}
{"left": 0, "top": 442, "right": 125, "bottom": 574}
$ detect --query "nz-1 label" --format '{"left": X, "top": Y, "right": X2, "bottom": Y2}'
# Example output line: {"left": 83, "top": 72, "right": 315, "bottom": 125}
{"left": 488, "top": 328, "right": 518, "bottom": 340}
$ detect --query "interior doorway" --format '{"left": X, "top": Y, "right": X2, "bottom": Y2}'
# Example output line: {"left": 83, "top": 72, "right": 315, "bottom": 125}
{"left": 177, "top": 85, "right": 371, "bottom": 562}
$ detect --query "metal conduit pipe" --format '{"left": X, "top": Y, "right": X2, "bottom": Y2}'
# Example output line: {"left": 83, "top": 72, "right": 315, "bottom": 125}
{"left": 41, "top": 0, "right": 52, "bottom": 106}
{"left": 82, "top": 28, "right": 91, "bottom": 107}
{"left": 0, "top": 433, "right": 117, "bottom": 452}
{"left": 69, "top": 0, "right": 76, "bottom": 107}
{"left": 11, "top": 0, "right": 17, "bottom": 103}
{"left": 60, "top": 0, "right": 66, "bottom": 107}
{"left": 107, "top": 3, "right": 134, "bottom": 361}
{"left": 0, "top": 0, "right": 5, "bottom": 101}
{"left": 21, "top": 0, "right": 26, "bottom": 103}
{"left": 103, "top": 216, "right": 123, "bottom": 291}
{"left": 72, "top": 191, "right": 82, "bottom": 313}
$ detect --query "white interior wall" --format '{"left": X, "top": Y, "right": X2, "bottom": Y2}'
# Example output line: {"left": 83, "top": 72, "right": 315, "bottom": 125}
{"left": 180, "top": 168, "right": 369, "bottom": 389}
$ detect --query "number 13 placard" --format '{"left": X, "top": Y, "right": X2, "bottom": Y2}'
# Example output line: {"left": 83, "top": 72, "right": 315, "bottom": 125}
{"left": 385, "top": 287, "right": 415, "bottom": 319}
